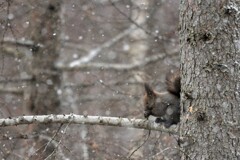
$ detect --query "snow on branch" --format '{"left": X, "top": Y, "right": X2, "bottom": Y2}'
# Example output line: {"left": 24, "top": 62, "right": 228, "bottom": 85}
{"left": 0, "top": 114, "right": 177, "bottom": 134}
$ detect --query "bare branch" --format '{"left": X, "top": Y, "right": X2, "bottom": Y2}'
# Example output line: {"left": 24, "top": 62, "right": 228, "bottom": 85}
{"left": 0, "top": 114, "right": 177, "bottom": 134}
{"left": 69, "top": 26, "right": 136, "bottom": 67}
{"left": 1, "top": 45, "right": 23, "bottom": 57}
{"left": 0, "top": 77, "right": 32, "bottom": 83}
{"left": 39, "top": 135, "right": 69, "bottom": 160}
{"left": 0, "top": 86, "right": 23, "bottom": 94}
{"left": 57, "top": 53, "right": 170, "bottom": 71}
{"left": 77, "top": 94, "right": 131, "bottom": 102}
{"left": 110, "top": 0, "right": 151, "bottom": 36}
{"left": 2, "top": 37, "right": 43, "bottom": 48}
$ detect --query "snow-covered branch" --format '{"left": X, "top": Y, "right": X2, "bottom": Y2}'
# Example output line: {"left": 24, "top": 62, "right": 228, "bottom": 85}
{"left": 0, "top": 114, "right": 177, "bottom": 134}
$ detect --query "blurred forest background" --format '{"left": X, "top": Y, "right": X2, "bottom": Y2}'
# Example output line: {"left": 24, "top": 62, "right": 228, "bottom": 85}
{"left": 0, "top": 0, "right": 180, "bottom": 159}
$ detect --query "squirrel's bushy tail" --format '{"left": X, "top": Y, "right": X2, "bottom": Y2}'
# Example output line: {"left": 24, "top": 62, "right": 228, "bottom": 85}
{"left": 166, "top": 69, "right": 180, "bottom": 97}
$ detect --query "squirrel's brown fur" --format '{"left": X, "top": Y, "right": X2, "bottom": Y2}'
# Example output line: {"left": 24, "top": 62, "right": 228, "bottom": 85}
{"left": 143, "top": 70, "right": 180, "bottom": 128}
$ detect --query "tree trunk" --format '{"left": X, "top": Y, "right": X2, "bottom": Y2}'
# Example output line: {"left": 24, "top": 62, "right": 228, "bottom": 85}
{"left": 28, "top": 0, "right": 62, "bottom": 159}
{"left": 29, "top": 0, "right": 62, "bottom": 115}
{"left": 179, "top": 0, "right": 240, "bottom": 159}
{"left": 127, "top": 0, "right": 149, "bottom": 158}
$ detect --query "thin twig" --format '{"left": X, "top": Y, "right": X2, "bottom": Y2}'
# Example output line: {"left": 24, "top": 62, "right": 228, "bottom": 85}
{"left": 127, "top": 130, "right": 151, "bottom": 159}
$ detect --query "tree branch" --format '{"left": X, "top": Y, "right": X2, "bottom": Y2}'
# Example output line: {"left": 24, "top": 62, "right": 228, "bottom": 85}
{"left": 68, "top": 26, "right": 136, "bottom": 67}
{"left": 2, "top": 37, "right": 43, "bottom": 48}
{"left": 57, "top": 53, "right": 170, "bottom": 71}
{"left": 0, "top": 114, "right": 177, "bottom": 134}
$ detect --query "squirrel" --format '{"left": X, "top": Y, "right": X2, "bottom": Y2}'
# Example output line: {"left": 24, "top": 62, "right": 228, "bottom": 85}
{"left": 143, "top": 70, "right": 180, "bottom": 128}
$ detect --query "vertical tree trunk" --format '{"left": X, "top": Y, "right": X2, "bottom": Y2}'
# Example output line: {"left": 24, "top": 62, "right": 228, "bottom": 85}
{"left": 127, "top": 0, "right": 149, "bottom": 158}
{"left": 179, "top": 0, "right": 240, "bottom": 159}
{"left": 28, "top": 0, "right": 62, "bottom": 159}
{"left": 30, "top": 0, "right": 62, "bottom": 115}
{"left": 129, "top": 0, "right": 149, "bottom": 83}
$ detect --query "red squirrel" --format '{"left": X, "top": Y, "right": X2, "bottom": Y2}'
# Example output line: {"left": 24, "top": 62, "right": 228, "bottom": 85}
{"left": 143, "top": 70, "right": 180, "bottom": 128}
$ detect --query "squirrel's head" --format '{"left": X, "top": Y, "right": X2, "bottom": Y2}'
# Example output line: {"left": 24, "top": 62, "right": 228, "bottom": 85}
{"left": 143, "top": 83, "right": 174, "bottom": 118}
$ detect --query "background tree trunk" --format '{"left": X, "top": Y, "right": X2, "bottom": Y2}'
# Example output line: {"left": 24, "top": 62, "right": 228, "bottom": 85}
{"left": 28, "top": 0, "right": 62, "bottom": 159}
{"left": 179, "top": 0, "right": 240, "bottom": 159}
{"left": 30, "top": 0, "right": 62, "bottom": 115}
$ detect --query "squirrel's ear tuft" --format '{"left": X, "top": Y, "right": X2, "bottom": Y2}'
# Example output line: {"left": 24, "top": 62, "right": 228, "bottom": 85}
{"left": 143, "top": 83, "right": 156, "bottom": 112}
{"left": 144, "top": 83, "right": 156, "bottom": 97}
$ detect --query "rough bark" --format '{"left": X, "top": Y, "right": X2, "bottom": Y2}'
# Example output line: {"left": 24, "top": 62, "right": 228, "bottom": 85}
{"left": 179, "top": 0, "right": 240, "bottom": 159}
